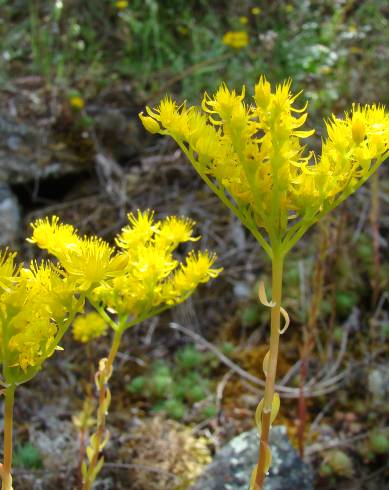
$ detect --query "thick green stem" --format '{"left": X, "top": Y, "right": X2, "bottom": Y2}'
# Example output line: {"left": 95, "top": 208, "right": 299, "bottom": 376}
{"left": 1, "top": 385, "right": 15, "bottom": 490}
{"left": 82, "top": 329, "right": 122, "bottom": 490}
{"left": 255, "top": 252, "right": 284, "bottom": 489}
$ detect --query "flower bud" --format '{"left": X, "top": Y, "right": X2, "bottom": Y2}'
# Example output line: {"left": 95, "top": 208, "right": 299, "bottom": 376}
{"left": 351, "top": 115, "right": 366, "bottom": 144}
{"left": 254, "top": 76, "right": 271, "bottom": 109}
{"left": 139, "top": 113, "right": 161, "bottom": 134}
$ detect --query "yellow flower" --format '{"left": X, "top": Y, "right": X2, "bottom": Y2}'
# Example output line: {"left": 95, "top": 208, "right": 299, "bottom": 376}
{"left": 319, "top": 103, "right": 389, "bottom": 203}
{"left": 141, "top": 97, "right": 190, "bottom": 138}
{"left": 19, "top": 261, "right": 74, "bottom": 319}
{"left": 162, "top": 251, "right": 222, "bottom": 305}
{"left": 29, "top": 217, "right": 126, "bottom": 291}
{"left": 222, "top": 31, "right": 249, "bottom": 49}
{"left": 60, "top": 237, "right": 120, "bottom": 291}
{"left": 69, "top": 96, "right": 85, "bottom": 110}
{"left": 73, "top": 312, "right": 108, "bottom": 343}
{"left": 108, "top": 214, "right": 221, "bottom": 318}
{"left": 30, "top": 211, "right": 221, "bottom": 325}
{"left": 140, "top": 76, "right": 389, "bottom": 254}
{"left": 29, "top": 216, "right": 81, "bottom": 260}
{"left": 1, "top": 259, "right": 78, "bottom": 377}
{"left": 116, "top": 210, "right": 158, "bottom": 250}
{"left": 115, "top": 0, "right": 128, "bottom": 9}
{"left": 351, "top": 113, "right": 366, "bottom": 145}
{"left": 251, "top": 7, "right": 262, "bottom": 15}
{"left": 319, "top": 66, "right": 332, "bottom": 75}
{"left": 239, "top": 16, "right": 249, "bottom": 25}
{"left": 177, "top": 25, "right": 189, "bottom": 36}
{"left": 139, "top": 112, "right": 161, "bottom": 134}
{"left": 131, "top": 246, "right": 178, "bottom": 284}
{"left": 156, "top": 216, "right": 199, "bottom": 249}
{"left": 8, "top": 307, "right": 57, "bottom": 372}
{"left": 0, "top": 249, "right": 18, "bottom": 290}
{"left": 255, "top": 78, "right": 315, "bottom": 139}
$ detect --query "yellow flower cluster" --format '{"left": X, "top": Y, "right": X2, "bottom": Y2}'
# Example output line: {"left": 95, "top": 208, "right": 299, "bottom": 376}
{"left": 30, "top": 211, "right": 221, "bottom": 328}
{"left": 222, "top": 31, "right": 249, "bottom": 49}
{"left": 93, "top": 210, "right": 221, "bottom": 319}
{"left": 29, "top": 216, "right": 126, "bottom": 291}
{"left": 293, "top": 103, "right": 389, "bottom": 221}
{"left": 139, "top": 76, "right": 389, "bottom": 254}
{"left": 0, "top": 251, "right": 77, "bottom": 379}
{"left": 73, "top": 312, "right": 108, "bottom": 343}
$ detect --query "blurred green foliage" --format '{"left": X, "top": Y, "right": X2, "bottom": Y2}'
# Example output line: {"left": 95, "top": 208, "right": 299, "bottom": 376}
{"left": 126, "top": 344, "right": 219, "bottom": 420}
{"left": 13, "top": 442, "right": 43, "bottom": 470}
{"left": 238, "top": 224, "right": 388, "bottom": 334}
{"left": 0, "top": 1, "right": 387, "bottom": 117}
{"left": 369, "top": 431, "right": 389, "bottom": 455}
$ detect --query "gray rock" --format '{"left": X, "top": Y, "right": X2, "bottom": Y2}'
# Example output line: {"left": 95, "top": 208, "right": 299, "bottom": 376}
{"left": 0, "top": 114, "right": 88, "bottom": 184}
{"left": 0, "top": 184, "right": 21, "bottom": 246}
{"left": 190, "top": 426, "right": 313, "bottom": 490}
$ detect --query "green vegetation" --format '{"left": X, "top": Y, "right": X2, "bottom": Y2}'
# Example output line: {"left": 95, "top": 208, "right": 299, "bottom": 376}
{"left": 13, "top": 443, "right": 43, "bottom": 470}
{"left": 127, "top": 345, "right": 218, "bottom": 420}
{"left": 1, "top": 1, "right": 387, "bottom": 110}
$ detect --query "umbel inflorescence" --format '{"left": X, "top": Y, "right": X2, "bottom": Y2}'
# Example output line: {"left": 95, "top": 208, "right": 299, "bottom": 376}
{"left": 140, "top": 76, "right": 389, "bottom": 256}
{"left": 140, "top": 76, "right": 388, "bottom": 489}
{"left": 29, "top": 211, "right": 221, "bottom": 318}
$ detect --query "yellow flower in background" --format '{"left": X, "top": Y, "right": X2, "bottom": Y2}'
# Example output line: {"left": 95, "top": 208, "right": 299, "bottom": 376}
{"left": 177, "top": 25, "right": 189, "bottom": 36}
{"left": 239, "top": 16, "right": 249, "bottom": 25}
{"left": 115, "top": 0, "right": 128, "bottom": 9}
{"left": 73, "top": 312, "right": 108, "bottom": 343}
{"left": 251, "top": 7, "right": 262, "bottom": 15}
{"left": 319, "top": 65, "right": 332, "bottom": 75}
{"left": 139, "top": 75, "right": 389, "bottom": 256}
{"left": 222, "top": 31, "right": 249, "bottom": 49}
{"left": 69, "top": 95, "right": 85, "bottom": 110}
